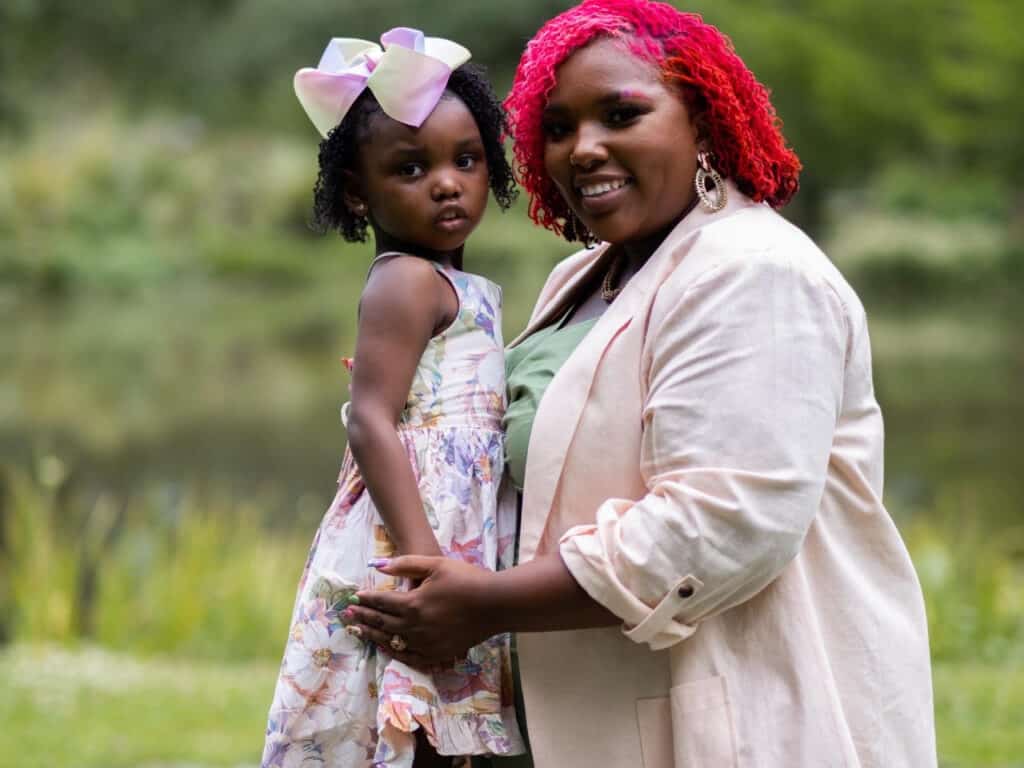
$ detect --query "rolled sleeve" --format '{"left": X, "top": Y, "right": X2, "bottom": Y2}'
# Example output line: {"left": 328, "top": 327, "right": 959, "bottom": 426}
{"left": 559, "top": 253, "right": 849, "bottom": 650}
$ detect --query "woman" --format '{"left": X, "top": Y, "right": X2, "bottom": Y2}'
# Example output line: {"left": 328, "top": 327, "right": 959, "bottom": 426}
{"left": 346, "top": 1, "right": 937, "bottom": 765}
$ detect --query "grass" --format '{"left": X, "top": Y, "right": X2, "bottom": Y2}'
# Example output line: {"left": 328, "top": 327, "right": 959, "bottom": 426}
{"left": 0, "top": 645, "right": 1019, "bottom": 768}
{"left": 0, "top": 644, "right": 273, "bottom": 768}
{"left": 934, "top": 662, "right": 1024, "bottom": 767}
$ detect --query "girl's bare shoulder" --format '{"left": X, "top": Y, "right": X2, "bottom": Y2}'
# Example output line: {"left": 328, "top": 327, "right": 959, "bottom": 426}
{"left": 358, "top": 255, "right": 449, "bottom": 331}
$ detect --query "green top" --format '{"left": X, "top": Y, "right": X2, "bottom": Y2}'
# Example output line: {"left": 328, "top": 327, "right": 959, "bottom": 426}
{"left": 504, "top": 315, "right": 599, "bottom": 492}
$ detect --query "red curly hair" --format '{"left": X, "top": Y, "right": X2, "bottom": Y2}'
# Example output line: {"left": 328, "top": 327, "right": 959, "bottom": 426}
{"left": 505, "top": 0, "right": 801, "bottom": 239}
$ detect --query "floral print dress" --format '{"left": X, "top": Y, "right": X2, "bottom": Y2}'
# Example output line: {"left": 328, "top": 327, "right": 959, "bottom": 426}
{"left": 262, "top": 258, "right": 524, "bottom": 768}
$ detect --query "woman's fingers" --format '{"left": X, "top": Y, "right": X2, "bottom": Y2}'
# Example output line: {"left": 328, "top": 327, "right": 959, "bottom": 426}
{"left": 353, "top": 624, "right": 392, "bottom": 647}
{"left": 344, "top": 606, "right": 432, "bottom": 666}
{"left": 354, "top": 587, "right": 413, "bottom": 616}
{"left": 354, "top": 624, "right": 432, "bottom": 669}
{"left": 344, "top": 605, "right": 404, "bottom": 634}
{"left": 372, "top": 555, "right": 443, "bottom": 580}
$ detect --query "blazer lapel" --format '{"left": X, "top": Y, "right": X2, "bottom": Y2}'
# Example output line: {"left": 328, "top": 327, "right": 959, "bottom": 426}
{"left": 509, "top": 244, "right": 612, "bottom": 348}
{"left": 518, "top": 272, "right": 642, "bottom": 560}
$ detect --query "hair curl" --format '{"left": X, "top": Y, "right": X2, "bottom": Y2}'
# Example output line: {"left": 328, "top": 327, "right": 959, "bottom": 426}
{"left": 312, "top": 62, "right": 518, "bottom": 242}
{"left": 504, "top": 0, "right": 801, "bottom": 241}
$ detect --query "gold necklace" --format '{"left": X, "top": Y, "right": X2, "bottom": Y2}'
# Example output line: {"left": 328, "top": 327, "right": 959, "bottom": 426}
{"left": 600, "top": 199, "right": 701, "bottom": 303}
{"left": 601, "top": 254, "right": 625, "bottom": 303}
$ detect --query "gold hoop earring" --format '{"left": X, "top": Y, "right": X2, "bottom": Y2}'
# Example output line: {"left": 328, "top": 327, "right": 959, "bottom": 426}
{"left": 695, "top": 151, "right": 727, "bottom": 213}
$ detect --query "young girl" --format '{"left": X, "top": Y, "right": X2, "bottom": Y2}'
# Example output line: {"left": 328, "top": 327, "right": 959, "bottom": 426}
{"left": 261, "top": 29, "right": 524, "bottom": 768}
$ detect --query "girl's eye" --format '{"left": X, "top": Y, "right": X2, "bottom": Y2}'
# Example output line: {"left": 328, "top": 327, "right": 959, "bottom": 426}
{"left": 456, "top": 154, "right": 478, "bottom": 170}
{"left": 607, "top": 106, "right": 643, "bottom": 126}
{"left": 398, "top": 163, "right": 425, "bottom": 178}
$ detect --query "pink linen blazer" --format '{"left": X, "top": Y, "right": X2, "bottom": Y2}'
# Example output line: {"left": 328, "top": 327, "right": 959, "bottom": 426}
{"left": 509, "top": 182, "right": 936, "bottom": 768}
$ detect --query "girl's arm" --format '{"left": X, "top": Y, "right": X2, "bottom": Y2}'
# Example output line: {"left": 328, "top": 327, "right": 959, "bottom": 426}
{"left": 345, "top": 256, "right": 456, "bottom": 558}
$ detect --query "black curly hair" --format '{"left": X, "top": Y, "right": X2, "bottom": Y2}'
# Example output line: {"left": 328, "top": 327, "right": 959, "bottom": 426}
{"left": 311, "top": 62, "right": 518, "bottom": 242}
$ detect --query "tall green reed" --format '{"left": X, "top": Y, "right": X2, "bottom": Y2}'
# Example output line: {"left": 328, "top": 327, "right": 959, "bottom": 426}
{"left": 3, "top": 458, "right": 1022, "bottom": 665}
{"left": 1, "top": 460, "right": 310, "bottom": 660}
{"left": 902, "top": 493, "right": 1024, "bottom": 664}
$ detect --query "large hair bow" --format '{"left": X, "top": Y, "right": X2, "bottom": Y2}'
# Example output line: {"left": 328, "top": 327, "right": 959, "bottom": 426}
{"left": 294, "top": 27, "right": 471, "bottom": 137}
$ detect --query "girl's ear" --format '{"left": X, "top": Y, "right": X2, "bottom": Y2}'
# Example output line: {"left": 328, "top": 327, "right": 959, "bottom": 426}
{"left": 341, "top": 170, "right": 368, "bottom": 217}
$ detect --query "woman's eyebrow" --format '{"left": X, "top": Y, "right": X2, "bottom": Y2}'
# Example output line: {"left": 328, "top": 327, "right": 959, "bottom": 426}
{"left": 542, "top": 103, "right": 570, "bottom": 117}
{"left": 544, "top": 88, "right": 656, "bottom": 115}
{"left": 603, "top": 88, "right": 655, "bottom": 104}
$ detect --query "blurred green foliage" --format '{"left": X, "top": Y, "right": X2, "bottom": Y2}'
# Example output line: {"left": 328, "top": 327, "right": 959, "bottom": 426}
{"left": 3, "top": 0, "right": 1022, "bottom": 227}
{"left": 2, "top": 465, "right": 309, "bottom": 659}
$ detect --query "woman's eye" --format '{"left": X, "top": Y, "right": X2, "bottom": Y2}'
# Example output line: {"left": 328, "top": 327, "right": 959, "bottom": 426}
{"left": 542, "top": 121, "right": 571, "bottom": 141}
{"left": 607, "top": 106, "right": 642, "bottom": 126}
{"left": 398, "top": 163, "right": 425, "bottom": 178}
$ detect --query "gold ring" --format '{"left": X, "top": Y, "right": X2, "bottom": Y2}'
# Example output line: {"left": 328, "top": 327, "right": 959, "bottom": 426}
{"left": 389, "top": 634, "right": 408, "bottom": 653}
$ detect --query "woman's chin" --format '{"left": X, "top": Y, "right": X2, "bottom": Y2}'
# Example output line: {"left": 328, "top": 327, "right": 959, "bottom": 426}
{"left": 582, "top": 217, "right": 645, "bottom": 247}
{"left": 583, "top": 208, "right": 694, "bottom": 250}
{"left": 576, "top": 202, "right": 665, "bottom": 247}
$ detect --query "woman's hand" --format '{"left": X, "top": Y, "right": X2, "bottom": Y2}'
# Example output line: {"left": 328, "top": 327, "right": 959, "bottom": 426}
{"left": 347, "top": 553, "right": 619, "bottom": 668}
{"left": 347, "top": 556, "right": 499, "bottom": 669}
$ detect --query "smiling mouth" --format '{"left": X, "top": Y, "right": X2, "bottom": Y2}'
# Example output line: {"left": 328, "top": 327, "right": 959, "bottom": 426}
{"left": 437, "top": 209, "right": 466, "bottom": 222}
{"left": 577, "top": 178, "right": 632, "bottom": 198}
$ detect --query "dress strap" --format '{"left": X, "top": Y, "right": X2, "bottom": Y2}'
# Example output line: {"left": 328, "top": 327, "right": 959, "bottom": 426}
{"left": 366, "top": 250, "right": 412, "bottom": 278}
{"left": 367, "top": 252, "right": 456, "bottom": 283}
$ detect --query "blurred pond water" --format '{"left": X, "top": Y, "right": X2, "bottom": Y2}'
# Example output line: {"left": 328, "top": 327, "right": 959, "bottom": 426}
{"left": 2, "top": 280, "right": 1021, "bottom": 536}
{"left": 871, "top": 300, "right": 1023, "bottom": 532}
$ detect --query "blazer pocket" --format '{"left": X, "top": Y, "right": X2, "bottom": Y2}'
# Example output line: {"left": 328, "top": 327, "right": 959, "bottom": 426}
{"left": 671, "top": 675, "right": 738, "bottom": 768}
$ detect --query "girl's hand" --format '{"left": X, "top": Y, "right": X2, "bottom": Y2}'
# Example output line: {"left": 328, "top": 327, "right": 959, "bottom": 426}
{"left": 346, "top": 556, "right": 498, "bottom": 669}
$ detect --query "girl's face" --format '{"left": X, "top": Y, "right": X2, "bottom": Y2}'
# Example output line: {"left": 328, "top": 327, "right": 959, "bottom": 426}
{"left": 541, "top": 37, "right": 701, "bottom": 247}
{"left": 348, "top": 95, "right": 490, "bottom": 255}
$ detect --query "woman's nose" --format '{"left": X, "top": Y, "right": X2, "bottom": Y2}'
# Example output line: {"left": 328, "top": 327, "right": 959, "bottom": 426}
{"left": 569, "top": 122, "right": 608, "bottom": 169}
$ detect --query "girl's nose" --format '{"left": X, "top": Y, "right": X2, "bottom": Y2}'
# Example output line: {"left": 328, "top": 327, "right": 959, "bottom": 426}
{"left": 431, "top": 172, "right": 462, "bottom": 200}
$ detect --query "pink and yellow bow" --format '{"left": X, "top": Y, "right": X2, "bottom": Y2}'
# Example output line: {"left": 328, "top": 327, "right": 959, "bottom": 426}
{"left": 294, "top": 27, "right": 471, "bottom": 137}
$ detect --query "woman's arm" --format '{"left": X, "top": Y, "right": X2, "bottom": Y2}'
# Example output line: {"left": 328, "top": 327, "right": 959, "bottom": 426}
{"left": 346, "top": 257, "right": 455, "bottom": 557}
{"left": 557, "top": 253, "right": 849, "bottom": 649}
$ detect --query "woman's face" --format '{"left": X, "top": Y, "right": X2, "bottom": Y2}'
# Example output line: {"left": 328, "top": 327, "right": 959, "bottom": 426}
{"left": 542, "top": 37, "right": 701, "bottom": 246}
